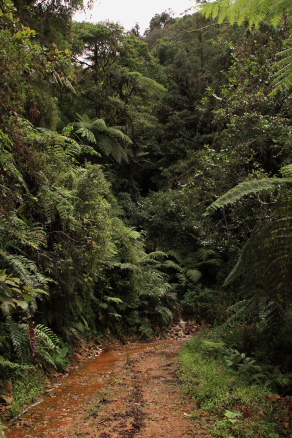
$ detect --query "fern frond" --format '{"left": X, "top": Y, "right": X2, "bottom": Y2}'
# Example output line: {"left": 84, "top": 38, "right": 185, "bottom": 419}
{"left": 224, "top": 198, "right": 292, "bottom": 334}
{"left": 0, "top": 251, "right": 49, "bottom": 289}
{"left": 97, "top": 135, "right": 129, "bottom": 163}
{"left": 36, "top": 349, "right": 57, "bottom": 369}
{"left": 75, "top": 115, "right": 132, "bottom": 145}
{"left": 10, "top": 216, "right": 46, "bottom": 250}
{"left": 200, "top": 0, "right": 292, "bottom": 93}
{"left": 128, "top": 71, "right": 166, "bottom": 96}
{"left": 200, "top": 0, "right": 290, "bottom": 26}
{"left": 80, "top": 144, "right": 101, "bottom": 156}
{"left": 185, "top": 269, "right": 202, "bottom": 284}
{"left": 35, "top": 324, "right": 60, "bottom": 350}
{"left": 164, "top": 260, "right": 182, "bottom": 271}
{"left": 271, "top": 38, "right": 292, "bottom": 95}
{"left": 110, "top": 261, "right": 138, "bottom": 271}
{"left": 196, "top": 248, "right": 217, "bottom": 261}
{"left": 0, "top": 356, "right": 33, "bottom": 370}
{"left": 141, "top": 251, "right": 167, "bottom": 263}
{"left": 75, "top": 127, "right": 96, "bottom": 143}
{"left": 105, "top": 296, "right": 123, "bottom": 304}
{"left": 0, "top": 134, "right": 28, "bottom": 192}
{"left": 280, "top": 164, "right": 292, "bottom": 177}
{"left": 51, "top": 70, "right": 77, "bottom": 94}
{"left": 177, "top": 273, "right": 187, "bottom": 286}
{"left": 204, "top": 178, "right": 292, "bottom": 216}
{"left": 6, "top": 318, "right": 30, "bottom": 363}
{"left": 154, "top": 305, "right": 172, "bottom": 324}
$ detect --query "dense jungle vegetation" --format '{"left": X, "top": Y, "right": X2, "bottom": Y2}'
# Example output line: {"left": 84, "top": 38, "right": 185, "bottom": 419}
{"left": 2, "top": 0, "right": 292, "bottom": 419}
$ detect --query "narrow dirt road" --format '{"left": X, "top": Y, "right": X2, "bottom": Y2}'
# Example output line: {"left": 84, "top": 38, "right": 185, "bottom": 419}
{"left": 5, "top": 339, "right": 213, "bottom": 438}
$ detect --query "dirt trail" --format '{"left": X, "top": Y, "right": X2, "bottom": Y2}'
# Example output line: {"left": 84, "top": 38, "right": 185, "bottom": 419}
{"left": 5, "top": 338, "right": 212, "bottom": 438}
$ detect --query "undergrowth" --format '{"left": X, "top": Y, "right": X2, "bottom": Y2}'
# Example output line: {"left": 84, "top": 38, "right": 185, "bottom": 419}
{"left": 9, "top": 368, "right": 48, "bottom": 418}
{"left": 179, "top": 332, "right": 292, "bottom": 438}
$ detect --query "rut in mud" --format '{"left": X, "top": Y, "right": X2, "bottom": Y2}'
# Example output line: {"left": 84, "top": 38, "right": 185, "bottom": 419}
{"left": 5, "top": 338, "right": 213, "bottom": 438}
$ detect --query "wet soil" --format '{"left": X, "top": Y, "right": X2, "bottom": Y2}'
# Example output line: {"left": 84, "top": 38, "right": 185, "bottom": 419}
{"left": 5, "top": 338, "right": 213, "bottom": 438}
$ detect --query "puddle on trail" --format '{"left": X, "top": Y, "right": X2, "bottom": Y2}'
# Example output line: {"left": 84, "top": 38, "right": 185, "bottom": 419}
{"left": 5, "top": 341, "right": 159, "bottom": 438}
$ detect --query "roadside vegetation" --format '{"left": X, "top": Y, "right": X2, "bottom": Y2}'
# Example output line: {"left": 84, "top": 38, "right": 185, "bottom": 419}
{"left": 180, "top": 331, "right": 292, "bottom": 438}
{"left": 1, "top": 0, "right": 292, "bottom": 433}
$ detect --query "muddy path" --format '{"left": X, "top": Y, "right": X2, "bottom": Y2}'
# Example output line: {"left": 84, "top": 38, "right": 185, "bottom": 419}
{"left": 5, "top": 338, "right": 213, "bottom": 438}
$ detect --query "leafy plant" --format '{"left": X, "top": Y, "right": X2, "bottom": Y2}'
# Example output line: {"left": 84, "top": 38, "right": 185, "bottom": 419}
{"left": 71, "top": 114, "right": 132, "bottom": 164}
{"left": 200, "top": 0, "right": 292, "bottom": 94}
{"left": 0, "top": 420, "right": 7, "bottom": 438}
{"left": 0, "top": 270, "right": 48, "bottom": 317}
{"left": 180, "top": 334, "right": 285, "bottom": 438}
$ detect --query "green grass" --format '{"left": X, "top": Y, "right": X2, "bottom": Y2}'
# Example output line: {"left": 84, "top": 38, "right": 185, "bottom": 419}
{"left": 9, "top": 368, "right": 48, "bottom": 417}
{"left": 179, "top": 334, "right": 290, "bottom": 438}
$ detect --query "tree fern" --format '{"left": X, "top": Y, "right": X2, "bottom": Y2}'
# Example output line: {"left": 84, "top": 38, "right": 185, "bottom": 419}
{"left": 220, "top": 197, "right": 292, "bottom": 335}
{"left": 201, "top": 0, "right": 291, "bottom": 26}
{"left": 97, "top": 135, "right": 130, "bottom": 164}
{"left": 204, "top": 177, "right": 292, "bottom": 216}
{"left": 72, "top": 114, "right": 132, "bottom": 163}
{"left": 126, "top": 71, "right": 166, "bottom": 96}
{"left": 200, "top": 0, "right": 292, "bottom": 93}
{"left": 271, "top": 38, "right": 292, "bottom": 95}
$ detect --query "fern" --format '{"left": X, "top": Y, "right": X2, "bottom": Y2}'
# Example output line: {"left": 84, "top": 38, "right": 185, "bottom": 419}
{"left": 0, "top": 356, "right": 33, "bottom": 370}
{"left": 72, "top": 114, "right": 132, "bottom": 163}
{"left": 105, "top": 296, "right": 123, "bottom": 304}
{"left": 271, "top": 38, "right": 292, "bottom": 95}
{"left": 0, "top": 251, "right": 49, "bottom": 289}
{"left": 185, "top": 269, "right": 202, "bottom": 284}
{"left": 0, "top": 132, "right": 28, "bottom": 193}
{"left": 223, "top": 200, "right": 292, "bottom": 335}
{"left": 200, "top": 0, "right": 291, "bottom": 26}
{"left": 154, "top": 305, "right": 173, "bottom": 324}
{"left": 204, "top": 177, "right": 292, "bottom": 216}
{"left": 35, "top": 324, "right": 60, "bottom": 350}
{"left": 203, "top": 167, "right": 292, "bottom": 335}
{"left": 6, "top": 318, "right": 31, "bottom": 363}
{"left": 200, "top": 0, "right": 292, "bottom": 93}
{"left": 127, "top": 71, "right": 166, "bottom": 96}
{"left": 97, "top": 135, "right": 129, "bottom": 164}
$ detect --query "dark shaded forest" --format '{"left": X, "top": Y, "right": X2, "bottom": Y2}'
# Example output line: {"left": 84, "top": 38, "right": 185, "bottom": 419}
{"left": 1, "top": 0, "right": 292, "bottom": 416}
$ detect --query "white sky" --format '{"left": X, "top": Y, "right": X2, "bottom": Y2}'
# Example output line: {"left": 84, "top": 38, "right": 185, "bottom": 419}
{"left": 74, "top": 0, "right": 196, "bottom": 33}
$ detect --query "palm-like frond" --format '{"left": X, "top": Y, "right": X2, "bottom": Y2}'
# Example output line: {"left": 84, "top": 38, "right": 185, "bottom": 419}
{"left": 75, "top": 114, "right": 132, "bottom": 145}
{"left": 200, "top": 0, "right": 292, "bottom": 93}
{"left": 200, "top": 0, "right": 291, "bottom": 26}
{"left": 224, "top": 200, "right": 292, "bottom": 334}
{"left": 97, "top": 135, "right": 129, "bottom": 164}
{"left": 35, "top": 324, "right": 60, "bottom": 350}
{"left": 73, "top": 114, "right": 132, "bottom": 163}
{"left": 185, "top": 269, "right": 202, "bottom": 284}
{"left": 271, "top": 38, "right": 292, "bottom": 95}
{"left": 204, "top": 178, "right": 292, "bottom": 216}
{"left": 0, "top": 355, "right": 33, "bottom": 370}
{"left": 127, "top": 72, "right": 166, "bottom": 96}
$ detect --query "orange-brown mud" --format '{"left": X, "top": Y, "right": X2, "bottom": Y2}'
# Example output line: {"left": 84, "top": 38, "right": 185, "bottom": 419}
{"left": 5, "top": 338, "right": 213, "bottom": 438}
